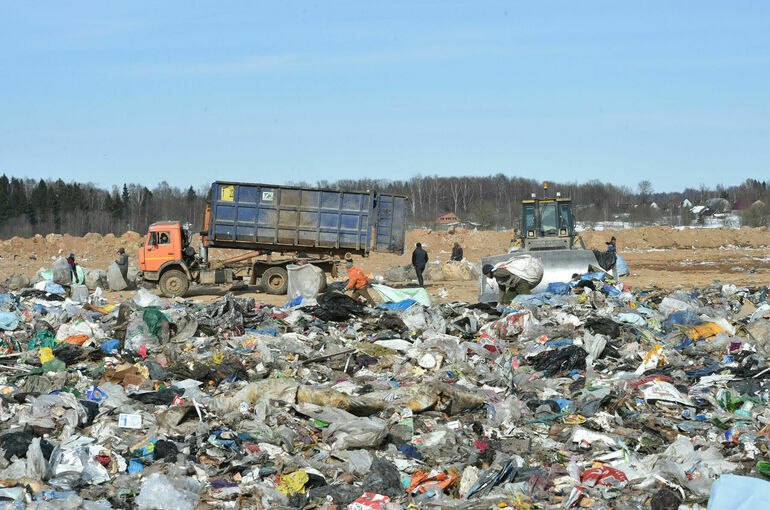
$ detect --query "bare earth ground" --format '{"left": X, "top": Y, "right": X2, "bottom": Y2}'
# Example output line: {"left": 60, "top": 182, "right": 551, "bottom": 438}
{"left": 1, "top": 227, "right": 768, "bottom": 306}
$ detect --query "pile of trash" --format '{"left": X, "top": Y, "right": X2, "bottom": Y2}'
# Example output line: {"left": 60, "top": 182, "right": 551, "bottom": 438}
{"left": 0, "top": 265, "right": 768, "bottom": 509}
{"left": 384, "top": 260, "right": 481, "bottom": 283}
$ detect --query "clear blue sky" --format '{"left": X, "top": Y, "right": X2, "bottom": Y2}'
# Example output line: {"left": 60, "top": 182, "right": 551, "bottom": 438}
{"left": 2, "top": 2, "right": 768, "bottom": 192}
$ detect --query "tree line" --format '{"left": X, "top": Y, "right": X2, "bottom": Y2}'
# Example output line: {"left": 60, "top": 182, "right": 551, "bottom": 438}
{"left": 0, "top": 174, "right": 767, "bottom": 238}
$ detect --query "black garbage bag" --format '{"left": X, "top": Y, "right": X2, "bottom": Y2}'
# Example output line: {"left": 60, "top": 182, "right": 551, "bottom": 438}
{"left": 143, "top": 360, "right": 170, "bottom": 381}
{"left": 53, "top": 343, "right": 86, "bottom": 365}
{"left": 651, "top": 488, "right": 683, "bottom": 510}
{"left": 308, "top": 484, "right": 362, "bottom": 506}
{"left": 359, "top": 457, "right": 402, "bottom": 498}
{"left": 585, "top": 317, "right": 622, "bottom": 338}
{"left": 79, "top": 400, "right": 100, "bottom": 427}
{"left": 129, "top": 386, "right": 184, "bottom": 405}
{"left": 195, "top": 293, "right": 268, "bottom": 332}
{"left": 0, "top": 429, "right": 54, "bottom": 460}
{"left": 592, "top": 249, "right": 617, "bottom": 271}
{"left": 153, "top": 439, "right": 179, "bottom": 461}
{"left": 307, "top": 290, "right": 366, "bottom": 321}
{"left": 527, "top": 345, "right": 587, "bottom": 375}
{"left": 18, "top": 289, "right": 65, "bottom": 302}
{"left": 379, "top": 314, "right": 407, "bottom": 333}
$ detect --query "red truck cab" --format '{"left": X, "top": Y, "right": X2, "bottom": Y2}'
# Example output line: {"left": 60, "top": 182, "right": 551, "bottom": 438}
{"left": 138, "top": 221, "right": 192, "bottom": 296}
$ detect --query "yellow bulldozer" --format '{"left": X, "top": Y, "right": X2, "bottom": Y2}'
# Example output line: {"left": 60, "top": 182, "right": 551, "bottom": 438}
{"left": 479, "top": 182, "right": 606, "bottom": 302}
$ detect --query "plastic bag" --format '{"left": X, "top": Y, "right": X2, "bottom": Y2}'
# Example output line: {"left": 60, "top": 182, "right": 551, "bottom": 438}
{"left": 527, "top": 345, "right": 587, "bottom": 376}
{"left": 0, "top": 312, "right": 20, "bottom": 331}
{"left": 70, "top": 284, "right": 89, "bottom": 304}
{"left": 51, "top": 257, "right": 72, "bottom": 285}
{"left": 143, "top": 307, "right": 170, "bottom": 340}
{"left": 493, "top": 254, "right": 544, "bottom": 285}
{"left": 133, "top": 287, "right": 164, "bottom": 307}
{"left": 286, "top": 264, "right": 326, "bottom": 306}
{"left": 707, "top": 474, "right": 770, "bottom": 510}
{"left": 134, "top": 472, "right": 200, "bottom": 510}
{"left": 84, "top": 269, "right": 108, "bottom": 291}
{"left": 107, "top": 261, "right": 128, "bottom": 291}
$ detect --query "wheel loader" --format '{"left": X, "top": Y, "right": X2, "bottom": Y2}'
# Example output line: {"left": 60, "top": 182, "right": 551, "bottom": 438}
{"left": 478, "top": 183, "right": 603, "bottom": 302}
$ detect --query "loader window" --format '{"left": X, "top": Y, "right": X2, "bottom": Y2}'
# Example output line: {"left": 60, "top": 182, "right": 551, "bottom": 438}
{"left": 558, "top": 203, "right": 574, "bottom": 233}
{"left": 522, "top": 204, "right": 536, "bottom": 233}
{"left": 540, "top": 202, "right": 557, "bottom": 236}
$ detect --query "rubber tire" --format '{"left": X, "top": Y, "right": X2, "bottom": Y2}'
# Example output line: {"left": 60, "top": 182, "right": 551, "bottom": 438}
{"left": 159, "top": 269, "right": 190, "bottom": 297}
{"left": 261, "top": 266, "right": 288, "bottom": 295}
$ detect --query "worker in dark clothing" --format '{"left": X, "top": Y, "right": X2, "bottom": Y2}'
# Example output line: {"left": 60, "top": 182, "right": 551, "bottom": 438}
{"left": 116, "top": 248, "right": 129, "bottom": 282}
{"left": 67, "top": 253, "right": 82, "bottom": 284}
{"left": 411, "top": 242, "right": 428, "bottom": 287}
{"left": 605, "top": 236, "right": 618, "bottom": 280}
{"left": 450, "top": 242, "right": 464, "bottom": 261}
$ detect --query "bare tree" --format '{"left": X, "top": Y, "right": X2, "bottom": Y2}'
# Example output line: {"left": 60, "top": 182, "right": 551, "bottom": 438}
{"left": 638, "top": 180, "right": 653, "bottom": 205}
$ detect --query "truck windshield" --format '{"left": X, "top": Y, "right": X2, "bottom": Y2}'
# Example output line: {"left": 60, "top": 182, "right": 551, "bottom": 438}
{"left": 539, "top": 202, "right": 557, "bottom": 236}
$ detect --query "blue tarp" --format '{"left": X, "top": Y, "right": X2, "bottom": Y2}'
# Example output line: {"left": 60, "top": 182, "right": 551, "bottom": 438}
{"left": 664, "top": 309, "right": 701, "bottom": 333}
{"left": 378, "top": 299, "right": 418, "bottom": 311}
{"left": 372, "top": 284, "right": 432, "bottom": 306}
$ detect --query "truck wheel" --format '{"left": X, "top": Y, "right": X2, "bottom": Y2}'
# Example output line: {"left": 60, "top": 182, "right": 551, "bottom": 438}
{"left": 159, "top": 269, "right": 189, "bottom": 297}
{"left": 261, "top": 266, "right": 288, "bottom": 295}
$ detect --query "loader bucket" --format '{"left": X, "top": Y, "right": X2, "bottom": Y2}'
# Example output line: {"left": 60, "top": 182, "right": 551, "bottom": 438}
{"left": 478, "top": 249, "right": 601, "bottom": 302}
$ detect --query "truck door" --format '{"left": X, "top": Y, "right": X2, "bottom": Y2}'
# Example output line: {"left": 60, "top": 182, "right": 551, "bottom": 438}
{"left": 144, "top": 230, "right": 176, "bottom": 271}
{"left": 373, "top": 195, "right": 408, "bottom": 254}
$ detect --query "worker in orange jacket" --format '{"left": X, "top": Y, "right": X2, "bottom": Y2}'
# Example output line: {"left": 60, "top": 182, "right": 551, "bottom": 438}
{"left": 345, "top": 260, "right": 376, "bottom": 306}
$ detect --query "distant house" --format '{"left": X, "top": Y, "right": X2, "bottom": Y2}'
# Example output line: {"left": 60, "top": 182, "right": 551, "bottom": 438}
{"left": 649, "top": 201, "right": 660, "bottom": 209}
{"left": 682, "top": 198, "right": 693, "bottom": 209}
{"left": 436, "top": 212, "right": 460, "bottom": 225}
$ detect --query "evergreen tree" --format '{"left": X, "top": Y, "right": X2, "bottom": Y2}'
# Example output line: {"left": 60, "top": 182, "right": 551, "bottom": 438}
{"left": 0, "top": 174, "right": 9, "bottom": 223}
{"left": 9, "top": 178, "right": 27, "bottom": 217}
{"left": 31, "top": 179, "right": 49, "bottom": 224}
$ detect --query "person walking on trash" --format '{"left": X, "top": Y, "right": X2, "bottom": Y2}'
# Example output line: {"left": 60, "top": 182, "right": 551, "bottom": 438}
{"left": 344, "top": 260, "right": 376, "bottom": 306}
{"left": 411, "top": 242, "right": 429, "bottom": 287}
{"left": 115, "top": 248, "right": 129, "bottom": 282}
{"left": 450, "top": 242, "right": 463, "bottom": 261}
{"left": 605, "top": 236, "right": 618, "bottom": 280}
{"left": 482, "top": 253, "right": 544, "bottom": 305}
{"left": 67, "top": 253, "right": 83, "bottom": 284}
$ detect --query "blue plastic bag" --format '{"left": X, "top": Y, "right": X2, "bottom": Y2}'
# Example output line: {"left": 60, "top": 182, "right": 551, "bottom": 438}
{"left": 101, "top": 339, "right": 120, "bottom": 354}
{"left": 0, "top": 311, "right": 20, "bottom": 331}
{"left": 708, "top": 474, "right": 770, "bottom": 510}
{"left": 546, "top": 282, "right": 571, "bottom": 295}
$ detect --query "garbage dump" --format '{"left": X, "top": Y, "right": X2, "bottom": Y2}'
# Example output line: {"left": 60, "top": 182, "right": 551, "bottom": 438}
{"left": 0, "top": 265, "right": 768, "bottom": 509}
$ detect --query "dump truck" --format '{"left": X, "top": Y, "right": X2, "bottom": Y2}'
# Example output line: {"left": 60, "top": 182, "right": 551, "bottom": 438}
{"left": 138, "top": 181, "right": 408, "bottom": 297}
{"left": 478, "top": 183, "right": 602, "bottom": 302}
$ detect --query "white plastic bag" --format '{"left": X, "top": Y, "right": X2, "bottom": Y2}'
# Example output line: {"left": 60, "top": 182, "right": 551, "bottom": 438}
{"left": 135, "top": 473, "right": 200, "bottom": 510}
{"left": 107, "top": 261, "right": 128, "bottom": 291}
{"left": 493, "top": 254, "right": 544, "bottom": 285}
{"left": 286, "top": 264, "right": 326, "bottom": 306}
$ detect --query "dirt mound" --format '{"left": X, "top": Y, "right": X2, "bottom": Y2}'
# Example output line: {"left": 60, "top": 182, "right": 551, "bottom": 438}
{"left": 1, "top": 226, "right": 769, "bottom": 293}
{"left": 581, "top": 226, "right": 770, "bottom": 250}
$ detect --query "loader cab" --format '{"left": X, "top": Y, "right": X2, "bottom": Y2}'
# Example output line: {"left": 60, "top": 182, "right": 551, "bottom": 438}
{"left": 521, "top": 196, "right": 576, "bottom": 251}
